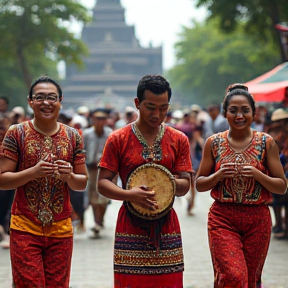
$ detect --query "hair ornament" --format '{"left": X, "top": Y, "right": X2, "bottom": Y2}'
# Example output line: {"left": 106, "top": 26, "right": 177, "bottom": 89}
{"left": 227, "top": 83, "right": 248, "bottom": 93}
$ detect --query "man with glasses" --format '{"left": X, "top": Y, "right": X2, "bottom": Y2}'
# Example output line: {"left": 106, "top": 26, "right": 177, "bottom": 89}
{"left": 0, "top": 75, "right": 88, "bottom": 287}
{"left": 83, "top": 108, "right": 113, "bottom": 238}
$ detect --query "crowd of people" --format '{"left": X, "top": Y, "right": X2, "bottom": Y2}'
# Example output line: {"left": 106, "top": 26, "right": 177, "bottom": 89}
{"left": 0, "top": 76, "right": 288, "bottom": 287}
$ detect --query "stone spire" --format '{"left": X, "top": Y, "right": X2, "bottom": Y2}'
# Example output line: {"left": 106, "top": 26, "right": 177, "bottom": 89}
{"left": 61, "top": 0, "right": 162, "bottom": 111}
{"left": 97, "top": 0, "right": 121, "bottom": 4}
{"left": 92, "top": 0, "right": 124, "bottom": 24}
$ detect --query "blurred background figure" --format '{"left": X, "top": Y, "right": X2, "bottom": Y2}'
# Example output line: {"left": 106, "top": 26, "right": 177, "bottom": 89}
{"left": 10, "top": 106, "right": 27, "bottom": 124}
{"left": 115, "top": 106, "right": 138, "bottom": 129}
{"left": 174, "top": 109, "right": 195, "bottom": 140}
{"left": 191, "top": 104, "right": 213, "bottom": 139}
{"left": 71, "top": 113, "right": 89, "bottom": 132}
{"left": 267, "top": 108, "right": 288, "bottom": 240}
{"left": 207, "top": 103, "right": 229, "bottom": 133}
{"left": 164, "top": 110, "right": 174, "bottom": 127}
{"left": 188, "top": 124, "right": 205, "bottom": 216}
{"left": 172, "top": 109, "right": 184, "bottom": 126}
{"left": 77, "top": 106, "right": 90, "bottom": 119}
{"left": 76, "top": 106, "right": 90, "bottom": 128}
{"left": 124, "top": 106, "right": 138, "bottom": 124}
{"left": 83, "top": 108, "right": 113, "bottom": 238}
{"left": 107, "top": 110, "right": 121, "bottom": 130}
{"left": 58, "top": 110, "right": 87, "bottom": 233}
{"left": 0, "top": 115, "right": 15, "bottom": 249}
{"left": 0, "top": 96, "right": 9, "bottom": 116}
{"left": 58, "top": 109, "right": 74, "bottom": 126}
{"left": 251, "top": 105, "right": 268, "bottom": 132}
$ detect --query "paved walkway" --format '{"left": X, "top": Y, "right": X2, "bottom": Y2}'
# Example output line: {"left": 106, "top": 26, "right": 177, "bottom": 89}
{"left": 0, "top": 192, "right": 288, "bottom": 288}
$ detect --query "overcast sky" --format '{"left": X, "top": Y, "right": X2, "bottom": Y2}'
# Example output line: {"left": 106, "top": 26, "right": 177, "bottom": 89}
{"left": 73, "top": 0, "right": 207, "bottom": 69}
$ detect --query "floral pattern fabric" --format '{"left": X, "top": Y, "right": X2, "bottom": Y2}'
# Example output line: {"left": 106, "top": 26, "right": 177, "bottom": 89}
{"left": 0, "top": 121, "right": 85, "bottom": 233}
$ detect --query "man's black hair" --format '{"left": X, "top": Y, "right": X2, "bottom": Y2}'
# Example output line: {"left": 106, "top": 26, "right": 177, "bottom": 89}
{"left": 137, "top": 75, "right": 172, "bottom": 103}
{"left": 28, "top": 76, "right": 63, "bottom": 100}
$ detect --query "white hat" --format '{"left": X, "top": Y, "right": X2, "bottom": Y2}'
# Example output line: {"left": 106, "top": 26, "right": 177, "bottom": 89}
{"left": 76, "top": 106, "right": 89, "bottom": 115}
{"left": 190, "top": 104, "right": 202, "bottom": 112}
{"left": 172, "top": 110, "right": 184, "bottom": 119}
{"left": 12, "top": 106, "right": 25, "bottom": 116}
{"left": 125, "top": 106, "right": 135, "bottom": 113}
{"left": 71, "top": 114, "right": 89, "bottom": 128}
{"left": 271, "top": 108, "right": 288, "bottom": 121}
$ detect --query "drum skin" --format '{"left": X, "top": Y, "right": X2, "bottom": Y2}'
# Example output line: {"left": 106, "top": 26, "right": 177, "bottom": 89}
{"left": 126, "top": 163, "right": 176, "bottom": 220}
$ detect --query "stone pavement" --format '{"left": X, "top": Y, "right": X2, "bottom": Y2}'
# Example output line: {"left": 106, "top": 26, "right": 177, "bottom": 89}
{"left": 0, "top": 192, "right": 288, "bottom": 288}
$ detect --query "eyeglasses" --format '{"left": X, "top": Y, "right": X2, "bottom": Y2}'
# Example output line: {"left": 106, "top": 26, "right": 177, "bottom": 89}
{"left": 32, "top": 94, "right": 59, "bottom": 103}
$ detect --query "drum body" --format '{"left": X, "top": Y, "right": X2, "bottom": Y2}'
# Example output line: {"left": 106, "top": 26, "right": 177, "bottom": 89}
{"left": 126, "top": 163, "right": 176, "bottom": 220}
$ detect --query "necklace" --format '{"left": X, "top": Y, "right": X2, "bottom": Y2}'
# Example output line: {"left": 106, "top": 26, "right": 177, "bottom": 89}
{"left": 132, "top": 122, "right": 165, "bottom": 161}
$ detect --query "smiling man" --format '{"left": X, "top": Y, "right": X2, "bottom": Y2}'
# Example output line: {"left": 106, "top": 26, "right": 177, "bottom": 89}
{"left": 97, "top": 75, "right": 193, "bottom": 288}
{"left": 0, "top": 76, "right": 88, "bottom": 288}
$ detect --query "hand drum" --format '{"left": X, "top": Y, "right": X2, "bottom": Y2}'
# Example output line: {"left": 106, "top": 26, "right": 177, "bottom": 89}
{"left": 126, "top": 163, "right": 176, "bottom": 220}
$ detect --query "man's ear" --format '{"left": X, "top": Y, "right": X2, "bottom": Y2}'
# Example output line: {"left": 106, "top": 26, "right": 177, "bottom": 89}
{"left": 27, "top": 95, "right": 33, "bottom": 108}
{"left": 60, "top": 94, "right": 64, "bottom": 102}
{"left": 134, "top": 97, "right": 139, "bottom": 109}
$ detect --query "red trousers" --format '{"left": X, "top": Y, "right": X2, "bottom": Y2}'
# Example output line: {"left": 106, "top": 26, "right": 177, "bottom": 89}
{"left": 115, "top": 272, "right": 183, "bottom": 288}
{"left": 10, "top": 229, "right": 73, "bottom": 288}
{"left": 208, "top": 201, "right": 271, "bottom": 288}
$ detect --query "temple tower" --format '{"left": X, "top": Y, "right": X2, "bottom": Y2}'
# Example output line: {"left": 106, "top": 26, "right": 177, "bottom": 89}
{"left": 61, "top": 0, "right": 162, "bottom": 110}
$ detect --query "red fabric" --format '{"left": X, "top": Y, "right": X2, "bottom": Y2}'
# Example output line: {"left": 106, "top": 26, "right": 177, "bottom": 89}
{"left": 275, "top": 23, "right": 288, "bottom": 32}
{"left": 114, "top": 205, "right": 184, "bottom": 277}
{"left": 115, "top": 272, "right": 183, "bottom": 288}
{"left": 99, "top": 124, "right": 193, "bottom": 187}
{"left": 0, "top": 121, "right": 85, "bottom": 225}
{"left": 245, "top": 62, "right": 288, "bottom": 102}
{"left": 99, "top": 124, "right": 192, "bottom": 287}
{"left": 210, "top": 130, "right": 272, "bottom": 204}
{"left": 10, "top": 229, "right": 73, "bottom": 288}
{"left": 208, "top": 201, "right": 271, "bottom": 288}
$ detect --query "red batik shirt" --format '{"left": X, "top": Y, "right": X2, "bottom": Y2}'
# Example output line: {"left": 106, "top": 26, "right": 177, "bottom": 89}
{"left": 0, "top": 121, "right": 85, "bottom": 236}
{"left": 99, "top": 123, "right": 193, "bottom": 187}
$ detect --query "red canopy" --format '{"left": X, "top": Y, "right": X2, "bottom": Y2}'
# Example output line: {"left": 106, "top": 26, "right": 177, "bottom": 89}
{"left": 245, "top": 62, "right": 288, "bottom": 102}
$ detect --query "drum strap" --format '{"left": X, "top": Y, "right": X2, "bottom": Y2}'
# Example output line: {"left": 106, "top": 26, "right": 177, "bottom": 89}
{"left": 124, "top": 202, "right": 168, "bottom": 250}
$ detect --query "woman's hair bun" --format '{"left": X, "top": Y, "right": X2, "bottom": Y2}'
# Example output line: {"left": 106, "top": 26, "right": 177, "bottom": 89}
{"left": 227, "top": 83, "right": 248, "bottom": 93}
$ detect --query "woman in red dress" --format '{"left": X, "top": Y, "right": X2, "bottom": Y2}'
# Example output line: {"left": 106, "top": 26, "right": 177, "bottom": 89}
{"left": 196, "top": 84, "right": 287, "bottom": 288}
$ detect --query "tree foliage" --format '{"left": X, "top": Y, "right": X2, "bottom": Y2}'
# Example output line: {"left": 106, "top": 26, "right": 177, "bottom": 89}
{"left": 0, "top": 0, "right": 91, "bottom": 108}
{"left": 194, "top": 0, "right": 288, "bottom": 62}
{"left": 167, "top": 19, "right": 279, "bottom": 107}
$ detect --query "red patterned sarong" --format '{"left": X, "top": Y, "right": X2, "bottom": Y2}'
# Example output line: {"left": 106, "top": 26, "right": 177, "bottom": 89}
{"left": 114, "top": 206, "right": 184, "bottom": 288}
{"left": 208, "top": 201, "right": 271, "bottom": 288}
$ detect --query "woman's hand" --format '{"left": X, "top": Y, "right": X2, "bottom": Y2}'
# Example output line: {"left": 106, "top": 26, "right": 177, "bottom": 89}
{"left": 240, "top": 165, "right": 258, "bottom": 178}
{"left": 216, "top": 163, "right": 238, "bottom": 181}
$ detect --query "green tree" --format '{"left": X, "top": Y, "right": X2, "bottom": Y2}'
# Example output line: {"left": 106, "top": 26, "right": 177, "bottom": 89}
{"left": 167, "top": 19, "right": 279, "bottom": 107}
{"left": 0, "top": 0, "right": 91, "bottom": 108}
{"left": 194, "top": 0, "right": 288, "bottom": 62}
